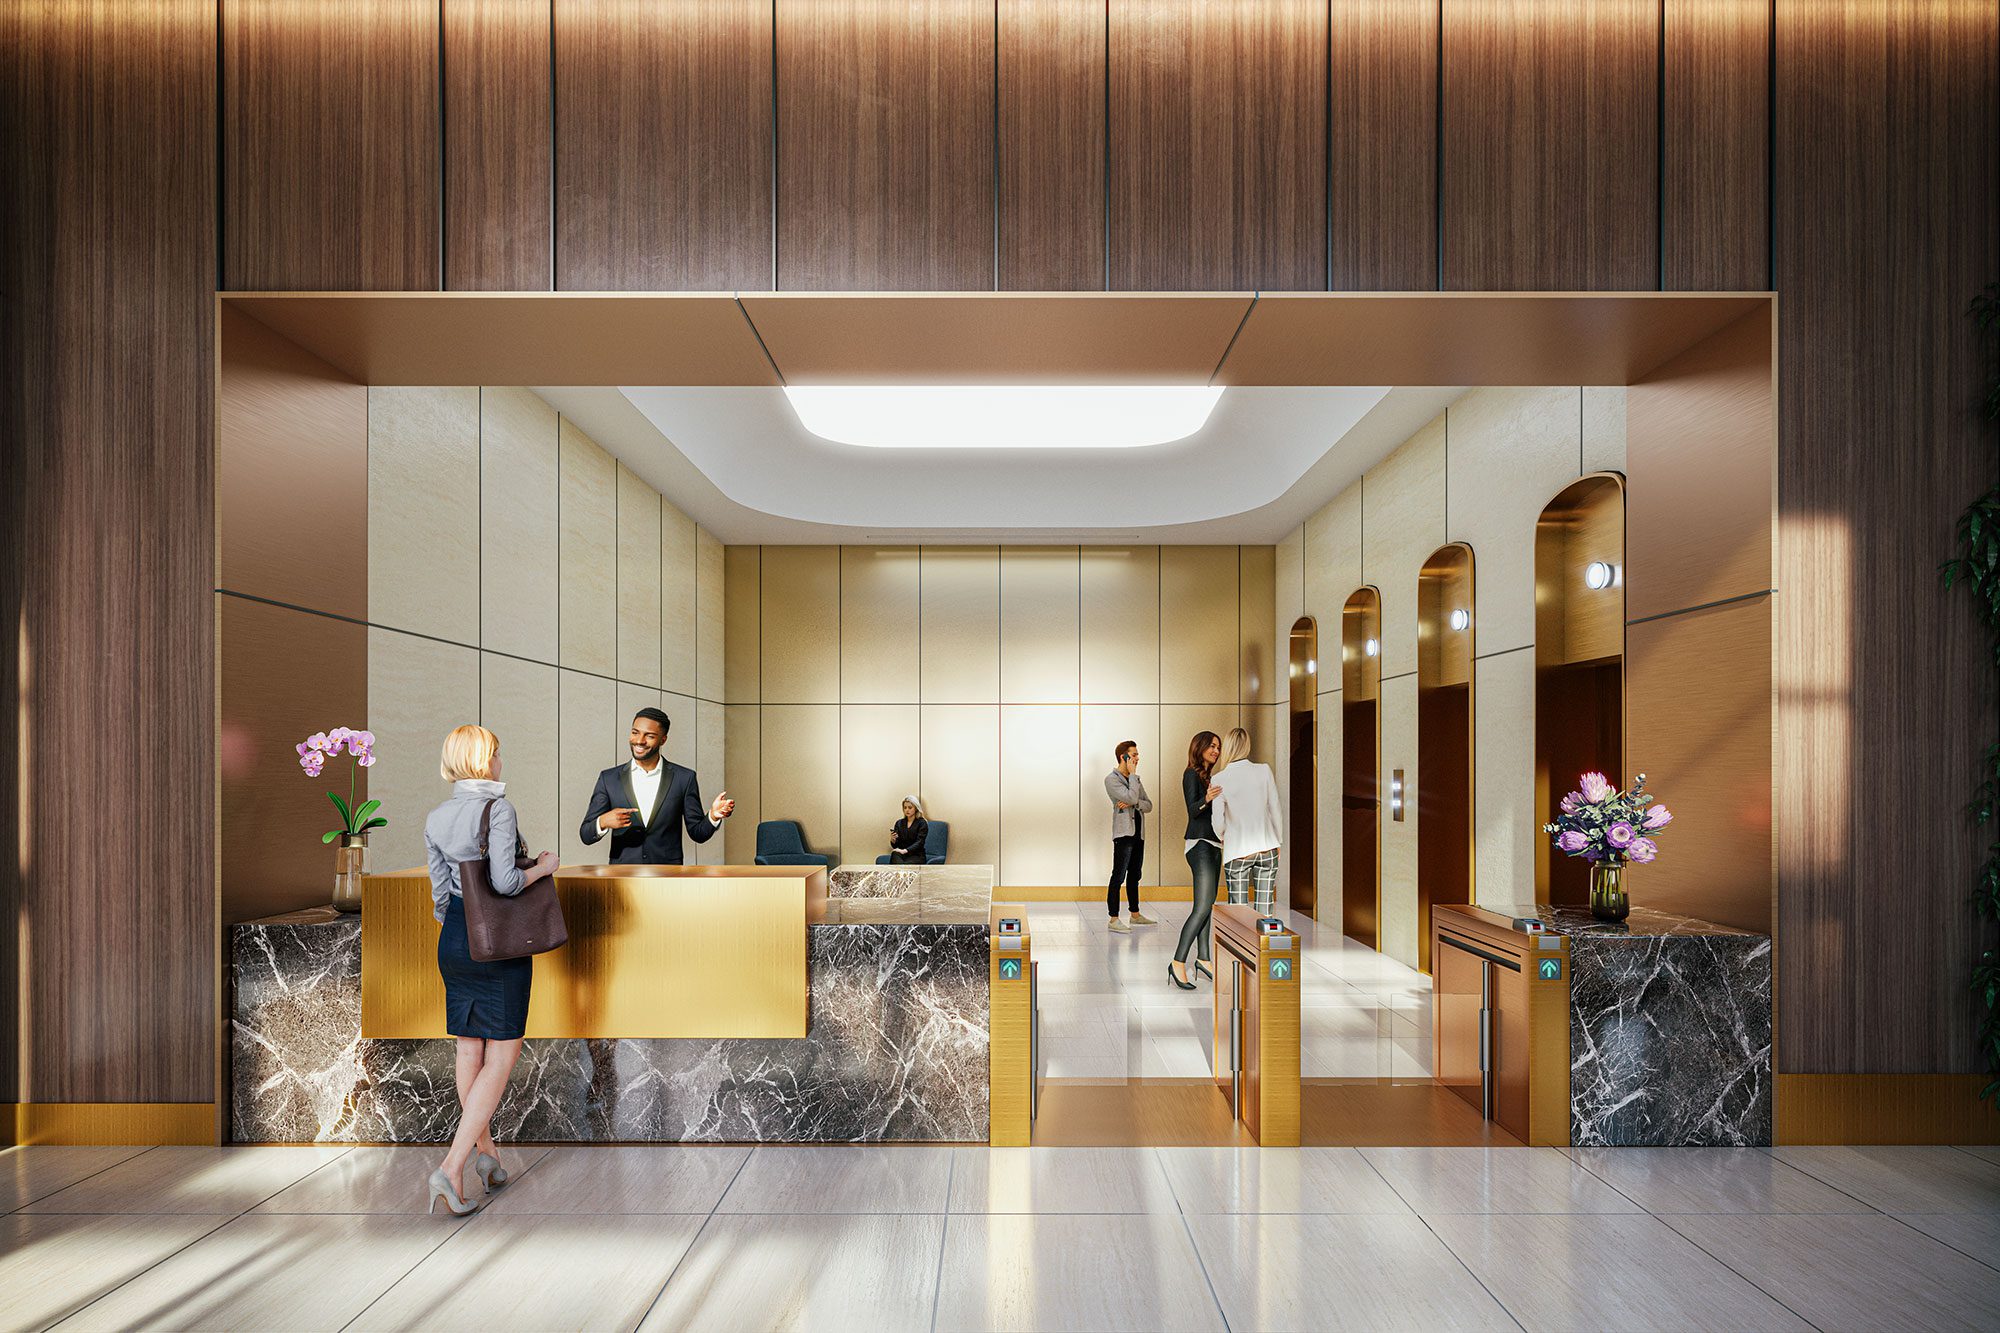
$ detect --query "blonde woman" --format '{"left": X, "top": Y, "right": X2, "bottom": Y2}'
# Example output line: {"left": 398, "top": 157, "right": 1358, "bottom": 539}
{"left": 422, "top": 725, "right": 557, "bottom": 1216}
{"left": 1209, "top": 727, "right": 1283, "bottom": 914}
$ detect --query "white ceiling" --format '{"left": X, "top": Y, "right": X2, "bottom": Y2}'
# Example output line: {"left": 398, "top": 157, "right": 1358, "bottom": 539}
{"left": 533, "top": 383, "right": 1465, "bottom": 545}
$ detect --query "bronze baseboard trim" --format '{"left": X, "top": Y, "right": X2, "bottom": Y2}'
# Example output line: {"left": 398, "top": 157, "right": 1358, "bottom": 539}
{"left": 1776, "top": 1074, "right": 2000, "bottom": 1145}
{"left": 6, "top": 1103, "right": 217, "bottom": 1147}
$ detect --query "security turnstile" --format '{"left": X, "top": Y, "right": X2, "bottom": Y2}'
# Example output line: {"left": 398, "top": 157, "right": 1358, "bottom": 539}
{"left": 1211, "top": 903, "right": 1301, "bottom": 1145}
{"left": 1431, "top": 903, "right": 1571, "bottom": 1145}
{"left": 988, "top": 904, "right": 1039, "bottom": 1145}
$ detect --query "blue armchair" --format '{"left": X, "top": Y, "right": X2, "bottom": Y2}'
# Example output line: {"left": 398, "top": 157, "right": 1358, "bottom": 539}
{"left": 876, "top": 820, "right": 949, "bottom": 865}
{"left": 754, "top": 820, "right": 833, "bottom": 868}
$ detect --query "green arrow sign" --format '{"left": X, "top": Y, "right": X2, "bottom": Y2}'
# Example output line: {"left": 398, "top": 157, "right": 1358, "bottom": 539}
{"left": 999, "top": 958, "right": 1023, "bottom": 981}
{"left": 1537, "top": 958, "right": 1561, "bottom": 981}
{"left": 1268, "top": 958, "right": 1292, "bottom": 981}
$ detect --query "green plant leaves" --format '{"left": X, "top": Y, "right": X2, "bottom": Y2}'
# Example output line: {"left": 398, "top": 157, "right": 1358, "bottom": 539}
{"left": 353, "top": 799, "right": 381, "bottom": 825}
{"left": 327, "top": 791, "right": 354, "bottom": 831}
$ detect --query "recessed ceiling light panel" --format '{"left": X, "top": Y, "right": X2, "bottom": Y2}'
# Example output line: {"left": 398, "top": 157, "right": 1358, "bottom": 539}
{"left": 783, "top": 384, "right": 1224, "bottom": 449}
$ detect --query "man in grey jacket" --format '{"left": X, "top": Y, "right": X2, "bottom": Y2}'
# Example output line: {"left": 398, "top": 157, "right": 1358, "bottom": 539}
{"left": 1105, "top": 740, "right": 1156, "bottom": 932}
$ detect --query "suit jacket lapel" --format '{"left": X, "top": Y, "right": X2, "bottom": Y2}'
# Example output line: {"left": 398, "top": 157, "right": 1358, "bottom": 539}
{"left": 647, "top": 764, "right": 673, "bottom": 825}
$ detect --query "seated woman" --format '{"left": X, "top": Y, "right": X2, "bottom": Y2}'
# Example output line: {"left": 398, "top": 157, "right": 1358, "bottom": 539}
{"left": 888, "top": 795, "right": 929, "bottom": 865}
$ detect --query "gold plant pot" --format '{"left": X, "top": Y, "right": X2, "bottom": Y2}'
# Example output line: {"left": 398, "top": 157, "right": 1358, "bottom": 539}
{"left": 332, "top": 833, "right": 369, "bottom": 913}
{"left": 1589, "top": 860, "right": 1629, "bottom": 922}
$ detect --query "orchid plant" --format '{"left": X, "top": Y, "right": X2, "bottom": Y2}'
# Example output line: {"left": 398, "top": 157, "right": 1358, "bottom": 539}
{"left": 296, "top": 726, "right": 386, "bottom": 844}
{"left": 1544, "top": 771, "right": 1672, "bottom": 866}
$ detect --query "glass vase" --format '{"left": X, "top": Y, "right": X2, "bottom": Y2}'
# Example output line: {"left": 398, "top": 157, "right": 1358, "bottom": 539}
{"left": 1589, "top": 859, "right": 1629, "bottom": 922}
{"left": 332, "top": 833, "right": 369, "bottom": 913}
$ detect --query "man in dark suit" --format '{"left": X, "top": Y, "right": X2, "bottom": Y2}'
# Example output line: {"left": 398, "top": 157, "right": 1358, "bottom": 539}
{"left": 579, "top": 707, "right": 735, "bottom": 865}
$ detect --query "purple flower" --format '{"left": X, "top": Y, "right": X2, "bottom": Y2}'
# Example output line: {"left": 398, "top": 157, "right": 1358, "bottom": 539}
{"left": 356, "top": 752, "right": 375, "bottom": 768}
{"left": 1579, "top": 771, "right": 1613, "bottom": 804}
{"left": 1558, "top": 830, "right": 1588, "bottom": 854}
{"left": 1559, "top": 791, "right": 1583, "bottom": 815}
{"left": 1628, "top": 836, "right": 1658, "bottom": 864}
{"left": 306, "top": 732, "right": 329, "bottom": 752}
{"left": 1644, "top": 804, "right": 1673, "bottom": 830}
{"left": 356, "top": 731, "right": 376, "bottom": 748}
{"left": 1605, "top": 821, "right": 1637, "bottom": 849}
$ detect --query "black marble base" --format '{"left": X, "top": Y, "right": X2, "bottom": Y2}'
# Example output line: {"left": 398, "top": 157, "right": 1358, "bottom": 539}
{"left": 232, "top": 914, "right": 988, "bottom": 1144}
{"left": 1542, "top": 906, "right": 1773, "bottom": 1147}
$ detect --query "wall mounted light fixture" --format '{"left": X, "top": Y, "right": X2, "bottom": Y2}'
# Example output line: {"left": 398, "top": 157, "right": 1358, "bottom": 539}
{"left": 1448, "top": 608, "right": 1470, "bottom": 631}
{"left": 1584, "top": 560, "right": 1618, "bottom": 590}
{"left": 1364, "top": 638, "right": 1379, "bottom": 657}
{"left": 1306, "top": 657, "right": 1316, "bottom": 674}
{"left": 1390, "top": 768, "right": 1406, "bottom": 822}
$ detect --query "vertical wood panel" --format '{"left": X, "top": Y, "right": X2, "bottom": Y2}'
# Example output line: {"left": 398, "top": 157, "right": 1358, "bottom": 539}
{"left": 1774, "top": 0, "right": 1999, "bottom": 1074}
{"left": 223, "top": 0, "right": 440, "bottom": 290}
{"left": 2, "top": 0, "right": 217, "bottom": 1102}
{"left": 998, "top": 0, "right": 1106, "bottom": 290}
{"left": 1329, "top": 0, "right": 1438, "bottom": 291}
{"left": 1109, "top": 0, "right": 1328, "bottom": 291}
{"left": 1441, "top": 0, "right": 1658, "bottom": 291}
{"left": 1663, "top": 0, "right": 1769, "bottom": 290}
{"left": 443, "top": 0, "right": 553, "bottom": 290}
{"left": 777, "top": 0, "right": 995, "bottom": 291}
{"left": 555, "top": 0, "right": 773, "bottom": 290}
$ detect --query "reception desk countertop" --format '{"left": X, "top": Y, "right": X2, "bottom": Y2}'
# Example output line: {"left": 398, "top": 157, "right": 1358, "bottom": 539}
{"left": 232, "top": 864, "right": 996, "bottom": 1145}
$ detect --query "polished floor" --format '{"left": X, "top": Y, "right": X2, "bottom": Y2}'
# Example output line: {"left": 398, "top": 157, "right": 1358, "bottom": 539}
{"left": 7, "top": 1142, "right": 2000, "bottom": 1331}
{"left": 1028, "top": 898, "right": 1433, "bottom": 1082}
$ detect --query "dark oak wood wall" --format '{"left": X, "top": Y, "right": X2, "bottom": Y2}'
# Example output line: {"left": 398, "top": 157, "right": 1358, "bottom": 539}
{"left": 222, "top": 0, "right": 440, "bottom": 290}
{"left": 5, "top": 1, "right": 1996, "bottom": 1106}
{"left": 2, "top": 0, "right": 217, "bottom": 1104}
{"left": 1774, "top": 0, "right": 1998, "bottom": 1074}
{"left": 444, "top": 0, "right": 554, "bottom": 291}
{"left": 556, "top": 0, "right": 773, "bottom": 290}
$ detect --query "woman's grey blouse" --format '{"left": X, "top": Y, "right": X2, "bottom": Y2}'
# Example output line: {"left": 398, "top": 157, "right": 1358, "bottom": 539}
{"left": 423, "top": 779, "right": 528, "bottom": 923}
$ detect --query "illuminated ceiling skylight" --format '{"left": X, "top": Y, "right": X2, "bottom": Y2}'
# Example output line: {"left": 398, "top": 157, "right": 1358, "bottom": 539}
{"left": 782, "top": 384, "right": 1225, "bottom": 449}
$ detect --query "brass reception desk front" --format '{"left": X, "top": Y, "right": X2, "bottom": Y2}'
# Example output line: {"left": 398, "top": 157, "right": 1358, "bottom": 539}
{"left": 361, "top": 865, "right": 828, "bottom": 1040}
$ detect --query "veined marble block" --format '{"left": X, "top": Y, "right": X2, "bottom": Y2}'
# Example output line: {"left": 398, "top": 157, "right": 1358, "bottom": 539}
{"left": 233, "top": 899, "right": 988, "bottom": 1144}
{"left": 1547, "top": 904, "right": 1773, "bottom": 1147}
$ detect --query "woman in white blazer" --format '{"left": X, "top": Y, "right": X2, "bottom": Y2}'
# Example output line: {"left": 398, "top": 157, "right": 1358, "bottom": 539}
{"left": 1209, "top": 727, "right": 1283, "bottom": 914}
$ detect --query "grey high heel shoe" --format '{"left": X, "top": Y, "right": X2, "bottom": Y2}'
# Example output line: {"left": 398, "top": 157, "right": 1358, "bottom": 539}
{"left": 474, "top": 1152, "right": 509, "bottom": 1191}
{"left": 427, "top": 1167, "right": 481, "bottom": 1216}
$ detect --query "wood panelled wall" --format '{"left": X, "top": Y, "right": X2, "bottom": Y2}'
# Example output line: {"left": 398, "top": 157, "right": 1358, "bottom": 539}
{"left": 1774, "top": 0, "right": 1998, "bottom": 1075}
{"left": 203, "top": 0, "right": 1777, "bottom": 295}
{"left": 2, "top": 0, "right": 217, "bottom": 1105}
{"left": 4, "top": 1, "right": 1996, "bottom": 1110}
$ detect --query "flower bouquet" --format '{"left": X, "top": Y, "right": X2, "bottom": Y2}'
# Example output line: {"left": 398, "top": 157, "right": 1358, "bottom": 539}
{"left": 1543, "top": 771, "right": 1672, "bottom": 921}
{"left": 297, "top": 726, "right": 383, "bottom": 912}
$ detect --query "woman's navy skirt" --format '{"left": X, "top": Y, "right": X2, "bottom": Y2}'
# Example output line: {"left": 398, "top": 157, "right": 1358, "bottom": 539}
{"left": 437, "top": 895, "right": 532, "bottom": 1040}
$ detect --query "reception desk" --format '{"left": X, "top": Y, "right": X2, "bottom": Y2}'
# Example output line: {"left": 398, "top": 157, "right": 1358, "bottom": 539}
{"left": 232, "top": 864, "right": 993, "bottom": 1144}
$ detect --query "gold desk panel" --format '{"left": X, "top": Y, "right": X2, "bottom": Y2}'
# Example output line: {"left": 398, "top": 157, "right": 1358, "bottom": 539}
{"left": 361, "top": 865, "right": 827, "bottom": 1040}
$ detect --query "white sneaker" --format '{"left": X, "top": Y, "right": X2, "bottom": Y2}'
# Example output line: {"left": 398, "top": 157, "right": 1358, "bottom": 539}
{"left": 1129, "top": 911, "right": 1158, "bottom": 925}
{"left": 1107, "top": 917, "right": 1131, "bottom": 933}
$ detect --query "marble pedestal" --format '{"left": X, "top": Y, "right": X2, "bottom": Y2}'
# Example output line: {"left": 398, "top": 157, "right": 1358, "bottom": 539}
{"left": 1542, "top": 904, "right": 1773, "bottom": 1147}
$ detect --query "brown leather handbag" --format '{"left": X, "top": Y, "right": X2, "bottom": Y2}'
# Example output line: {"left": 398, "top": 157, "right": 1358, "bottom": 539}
{"left": 458, "top": 798, "right": 568, "bottom": 961}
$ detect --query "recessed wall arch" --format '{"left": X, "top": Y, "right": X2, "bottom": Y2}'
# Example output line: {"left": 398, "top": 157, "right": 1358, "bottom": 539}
{"left": 1534, "top": 473, "right": 1627, "bottom": 906}
{"left": 1340, "top": 587, "right": 1382, "bottom": 947}
{"left": 1417, "top": 543, "right": 1474, "bottom": 966}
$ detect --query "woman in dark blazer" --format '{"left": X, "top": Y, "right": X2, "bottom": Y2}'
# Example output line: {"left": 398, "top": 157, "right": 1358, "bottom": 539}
{"left": 1171, "top": 731, "right": 1225, "bottom": 989}
{"left": 421, "top": 724, "right": 558, "bottom": 1216}
{"left": 888, "top": 795, "right": 929, "bottom": 864}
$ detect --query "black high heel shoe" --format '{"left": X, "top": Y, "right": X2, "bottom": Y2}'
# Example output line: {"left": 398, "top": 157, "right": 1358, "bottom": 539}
{"left": 1167, "top": 962, "right": 1197, "bottom": 991}
{"left": 1194, "top": 959, "right": 1214, "bottom": 981}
